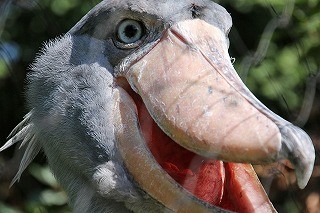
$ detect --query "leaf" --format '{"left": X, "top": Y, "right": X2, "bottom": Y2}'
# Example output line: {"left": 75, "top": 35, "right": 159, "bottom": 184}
{"left": 39, "top": 190, "right": 68, "bottom": 206}
{"left": 0, "top": 202, "right": 23, "bottom": 213}
{"left": 28, "top": 164, "right": 59, "bottom": 188}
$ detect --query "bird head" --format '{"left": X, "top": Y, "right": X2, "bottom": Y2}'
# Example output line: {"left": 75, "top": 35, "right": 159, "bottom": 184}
{"left": 1, "top": 0, "right": 315, "bottom": 212}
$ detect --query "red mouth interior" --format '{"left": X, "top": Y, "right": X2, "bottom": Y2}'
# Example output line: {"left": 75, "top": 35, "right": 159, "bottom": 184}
{"left": 117, "top": 77, "right": 268, "bottom": 212}
{"left": 136, "top": 93, "right": 236, "bottom": 211}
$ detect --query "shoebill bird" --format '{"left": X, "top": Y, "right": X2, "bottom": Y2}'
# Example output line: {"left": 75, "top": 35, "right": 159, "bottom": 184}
{"left": 1, "top": 0, "right": 315, "bottom": 212}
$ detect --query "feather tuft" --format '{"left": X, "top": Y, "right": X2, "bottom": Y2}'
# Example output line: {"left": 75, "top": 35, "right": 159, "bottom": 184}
{"left": 1, "top": 110, "right": 41, "bottom": 186}
{"left": 10, "top": 135, "right": 41, "bottom": 186}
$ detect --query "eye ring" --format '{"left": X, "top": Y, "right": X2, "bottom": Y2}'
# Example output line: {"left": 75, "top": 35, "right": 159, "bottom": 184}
{"left": 116, "top": 19, "right": 145, "bottom": 44}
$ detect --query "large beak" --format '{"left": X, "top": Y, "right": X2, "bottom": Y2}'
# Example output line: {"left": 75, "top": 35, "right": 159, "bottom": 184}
{"left": 126, "top": 19, "right": 315, "bottom": 188}
{"left": 114, "top": 19, "right": 315, "bottom": 211}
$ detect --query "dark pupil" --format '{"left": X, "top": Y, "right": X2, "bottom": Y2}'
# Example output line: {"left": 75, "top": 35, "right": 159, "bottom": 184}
{"left": 124, "top": 25, "right": 138, "bottom": 38}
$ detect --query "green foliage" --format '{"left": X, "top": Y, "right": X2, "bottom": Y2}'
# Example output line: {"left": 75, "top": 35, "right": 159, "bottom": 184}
{"left": 0, "top": 203, "right": 22, "bottom": 213}
{"left": 27, "top": 164, "right": 69, "bottom": 210}
{"left": 28, "top": 164, "right": 60, "bottom": 188}
{"left": 0, "top": 60, "right": 9, "bottom": 79}
{"left": 221, "top": 0, "right": 320, "bottom": 115}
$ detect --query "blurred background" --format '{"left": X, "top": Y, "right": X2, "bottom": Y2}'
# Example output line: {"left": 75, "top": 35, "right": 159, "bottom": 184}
{"left": 0, "top": 0, "right": 319, "bottom": 212}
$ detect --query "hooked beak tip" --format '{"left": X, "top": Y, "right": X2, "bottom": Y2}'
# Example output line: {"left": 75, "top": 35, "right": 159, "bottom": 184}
{"left": 279, "top": 124, "right": 315, "bottom": 189}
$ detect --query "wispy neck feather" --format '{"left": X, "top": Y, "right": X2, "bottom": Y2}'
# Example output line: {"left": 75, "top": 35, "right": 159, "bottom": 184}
{"left": 0, "top": 110, "right": 39, "bottom": 186}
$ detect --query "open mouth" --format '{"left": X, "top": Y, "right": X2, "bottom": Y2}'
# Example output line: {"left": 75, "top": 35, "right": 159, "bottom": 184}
{"left": 114, "top": 19, "right": 314, "bottom": 212}
{"left": 116, "top": 77, "right": 272, "bottom": 212}
{"left": 134, "top": 82, "right": 228, "bottom": 208}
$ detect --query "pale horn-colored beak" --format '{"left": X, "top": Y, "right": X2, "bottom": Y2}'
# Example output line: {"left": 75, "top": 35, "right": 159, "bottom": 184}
{"left": 125, "top": 19, "right": 315, "bottom": 189}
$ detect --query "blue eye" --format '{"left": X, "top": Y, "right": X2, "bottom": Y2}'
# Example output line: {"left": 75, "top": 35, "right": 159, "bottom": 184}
{"left": 117, "top": 19, "right": 144, "bottom": 44}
